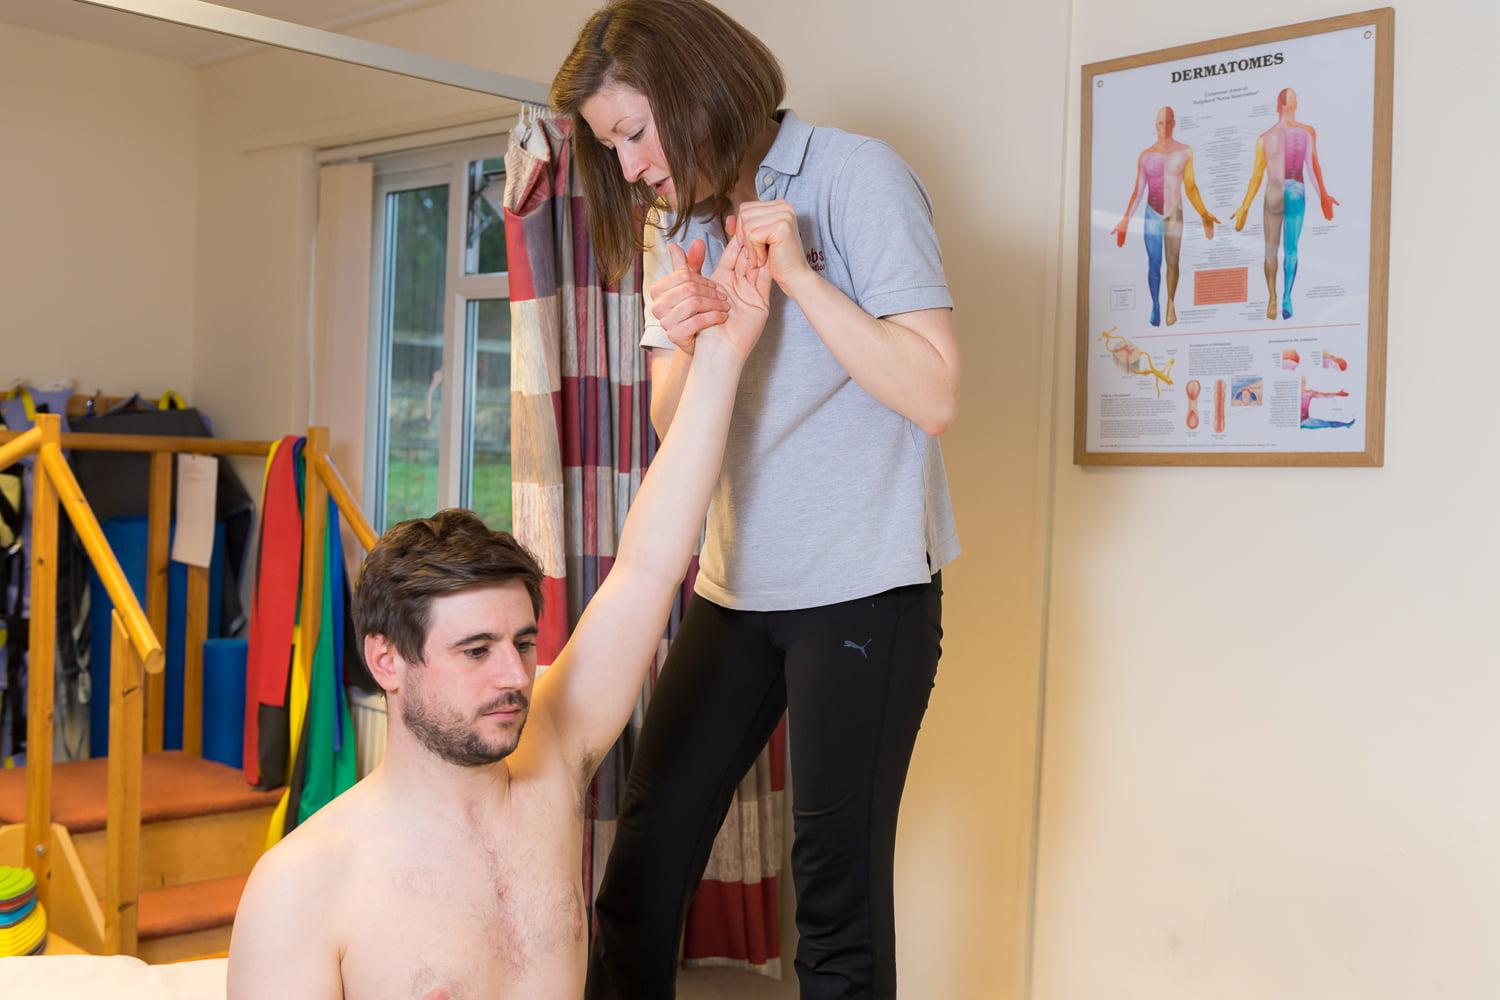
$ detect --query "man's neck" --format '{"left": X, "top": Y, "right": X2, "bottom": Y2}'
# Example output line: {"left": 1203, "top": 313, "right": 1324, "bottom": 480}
{"left": 375, "top": 726, "right": 512, "bottom": 818}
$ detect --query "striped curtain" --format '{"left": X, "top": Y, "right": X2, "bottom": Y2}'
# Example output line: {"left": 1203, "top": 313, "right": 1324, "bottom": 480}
{"left": 503, "top": 115, "right": 787, "bottom": 978}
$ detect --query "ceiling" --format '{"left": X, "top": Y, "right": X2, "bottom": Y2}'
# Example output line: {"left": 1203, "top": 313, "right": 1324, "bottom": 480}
{"left": 0, "top": 0, "right": 448, "bottom": 66}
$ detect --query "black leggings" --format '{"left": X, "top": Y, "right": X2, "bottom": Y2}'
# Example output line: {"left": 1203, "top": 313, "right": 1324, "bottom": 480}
{"left": 586, "top": 573, "right": 943, "bottom": 1000}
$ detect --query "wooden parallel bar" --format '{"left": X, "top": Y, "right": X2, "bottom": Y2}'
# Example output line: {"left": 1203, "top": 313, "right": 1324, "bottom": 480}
{"left": 0, "top": 429, "right": 273, "bottom": 456}
{"left": 182, "top": 565, "right": 210, "bottom": 757}
{"left": 315, "top": 451, "right": 377, "bottom": 553}
{"left": 24, "top": 416, "right": 60, "bottom": 914}
{"left": 104, "top": 611, "right": 143, "bottom": 957}
{"left": 37, "top": 443, "right": 164, "bottom": 674}
{"left": 299, "top": 429, "right": 329, "bottom": 688}
{"left": 145, "top": 453, "right": 172, "bottom": 753}
{"left": 0, "top": 424, "right": 41, "bottom": 470}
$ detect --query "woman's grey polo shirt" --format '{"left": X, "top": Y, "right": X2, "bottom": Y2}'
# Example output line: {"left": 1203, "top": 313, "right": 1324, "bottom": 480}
{"left": 642, "top": 109, "right": 960, "bottom": 612}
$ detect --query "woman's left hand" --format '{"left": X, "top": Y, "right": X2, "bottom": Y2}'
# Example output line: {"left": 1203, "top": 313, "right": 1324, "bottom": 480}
{"left": 735, "top": 200, "right": 810, "bottom": 290}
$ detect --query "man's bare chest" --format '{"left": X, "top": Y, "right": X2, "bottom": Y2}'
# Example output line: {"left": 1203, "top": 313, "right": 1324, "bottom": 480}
{"left": 338, "top": 814, "right": 586, "bottom": 998}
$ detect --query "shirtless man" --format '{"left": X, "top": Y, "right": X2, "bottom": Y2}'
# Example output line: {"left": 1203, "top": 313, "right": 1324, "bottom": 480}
{"left": 1111, "top": 105, "right": 1220, "bottom": 327}
{"left": 226, "top": 236, "right": 771, "bottom": 1000}
{"left": 1232, "top": 87, "right": 1339, "bottom": 321}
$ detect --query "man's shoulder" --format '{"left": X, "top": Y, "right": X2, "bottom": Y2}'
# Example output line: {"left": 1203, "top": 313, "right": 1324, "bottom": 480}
{"left": 247, "top": 784, "right": 369, "bottom": 898}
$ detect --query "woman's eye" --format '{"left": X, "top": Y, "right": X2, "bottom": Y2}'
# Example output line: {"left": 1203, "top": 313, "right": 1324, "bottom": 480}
{"left": 629, "top": 128, "right": 645, "bottom": 142}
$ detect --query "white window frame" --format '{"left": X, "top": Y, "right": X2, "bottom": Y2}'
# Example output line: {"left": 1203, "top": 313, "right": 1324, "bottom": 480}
{"left": 366, "top": 135, "right": 511, "bottom": 529}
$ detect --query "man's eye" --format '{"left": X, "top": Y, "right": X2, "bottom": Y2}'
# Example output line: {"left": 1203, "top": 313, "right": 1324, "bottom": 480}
{"left": 464, "top": 646, "right": 488, "bottom": 660}
{"left": 516, "top": 641, "right": 536, "bottom": 654}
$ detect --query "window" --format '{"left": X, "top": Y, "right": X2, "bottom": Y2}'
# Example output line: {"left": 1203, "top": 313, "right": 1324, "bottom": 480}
{"left": 369, "top": 140, "right": 511, "bottom": 532}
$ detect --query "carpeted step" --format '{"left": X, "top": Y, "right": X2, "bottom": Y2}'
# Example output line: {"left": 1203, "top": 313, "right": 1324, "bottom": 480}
{"left": 134, "top": 873, "right": 249, "bottom": 941}
{"left": 0, "top": 752, "right": 280, "bottom": 833}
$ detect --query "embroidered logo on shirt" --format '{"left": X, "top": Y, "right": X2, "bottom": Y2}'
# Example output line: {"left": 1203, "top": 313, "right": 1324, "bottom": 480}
{"left": 806, "top": 248, "right": 827, "bottom": 273}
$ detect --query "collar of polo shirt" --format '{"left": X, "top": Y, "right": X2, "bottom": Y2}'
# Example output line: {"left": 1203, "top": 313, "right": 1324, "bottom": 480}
{"left": 759, "top": 108, "right": 814, "bottom": 182}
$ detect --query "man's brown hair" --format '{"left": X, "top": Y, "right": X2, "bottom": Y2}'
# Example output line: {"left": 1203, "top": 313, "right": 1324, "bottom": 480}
{"left": 551, "top": 0, "right": 785, "bottom": 282}
{"left": 352, "top": 509, "right": 544, "bottom": 664}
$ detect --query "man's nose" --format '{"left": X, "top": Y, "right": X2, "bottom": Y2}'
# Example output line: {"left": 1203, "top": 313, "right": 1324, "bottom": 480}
{"left": 491, "top": 644, "right": 531, "bottom": 686}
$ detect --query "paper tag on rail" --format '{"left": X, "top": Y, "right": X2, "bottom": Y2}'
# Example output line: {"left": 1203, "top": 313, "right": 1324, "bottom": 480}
{"left": 170, "top": 453, "right": 218, "bottom": 568}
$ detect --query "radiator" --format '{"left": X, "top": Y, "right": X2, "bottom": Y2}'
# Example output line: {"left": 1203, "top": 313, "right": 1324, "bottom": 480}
{"left": 347, "top": 687, "right": 388, "bottom": 779}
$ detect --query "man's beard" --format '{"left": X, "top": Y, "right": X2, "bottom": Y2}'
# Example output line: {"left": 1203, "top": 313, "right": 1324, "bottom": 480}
{"left": 400, "top": 684, "right": 529, "bottom": 767}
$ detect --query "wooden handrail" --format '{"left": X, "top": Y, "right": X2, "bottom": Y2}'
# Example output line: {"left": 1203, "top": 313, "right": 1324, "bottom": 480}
{"left": 315, "top": 452, "right": 378, "bottom": 553}
{"left": 182, "top": 567, "right": 210, "bottom": 758}
{"left": 144, "top": 453, "right": 171, "bottom": 752}
{"left": 24, "top": 417, "right": 60, "bottom": 917}
{"left": 36, "top": 440, "right": 164, "bottom": 674}
{"left": 0, "top": 424, "right": 42, "bottom": 470}
{"left": 103, "top": 610, "right": 143, "bottom": 956}
{"left": 0, "top": 429, "right": 273, "bottom": 456}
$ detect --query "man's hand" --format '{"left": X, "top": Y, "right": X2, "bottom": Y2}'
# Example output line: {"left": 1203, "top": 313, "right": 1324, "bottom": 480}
{"left": 1233, "top": 206, "right": 1250, "bottom": 232}
{"left": 1111, "top": 218, "right": 1129, "bottom": 247}
{"left": 1320, "top": 192, "right": 1339, "bottom": 221}
{"left": 1201, "top": 211, "right": 1220, "bottom": 240}
{"left": 710, "top": 225, "right": 773, "bottom": 361}
{"left": 648, "top": 237, "right": 730, "bottom": 355}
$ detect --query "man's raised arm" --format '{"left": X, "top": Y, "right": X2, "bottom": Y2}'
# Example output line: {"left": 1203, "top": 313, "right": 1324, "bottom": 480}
{"left": 528, "top": 242, "right": 768, "bottom": 780}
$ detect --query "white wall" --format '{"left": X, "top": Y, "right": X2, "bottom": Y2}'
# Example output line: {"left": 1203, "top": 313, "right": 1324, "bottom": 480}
{"left": 0, "top": 21, "right": 197, "bottom": 398}
{"left": 1034, "top": 3, "right": 1500, "bottom": 998}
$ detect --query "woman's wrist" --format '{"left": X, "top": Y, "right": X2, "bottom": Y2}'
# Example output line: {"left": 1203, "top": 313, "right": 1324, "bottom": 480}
{"left": 778, "top": 264, "right": 822, "bottom": 304}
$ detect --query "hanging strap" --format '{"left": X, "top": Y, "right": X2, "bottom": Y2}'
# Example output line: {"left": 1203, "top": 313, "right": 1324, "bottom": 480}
{"left": 242, "top": 436, "right": 305, "bottom": 786}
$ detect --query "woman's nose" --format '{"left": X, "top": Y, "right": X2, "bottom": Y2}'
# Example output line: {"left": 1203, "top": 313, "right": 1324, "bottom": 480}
{"left": 617, "top": 146, "right": 647, "bottom": 184}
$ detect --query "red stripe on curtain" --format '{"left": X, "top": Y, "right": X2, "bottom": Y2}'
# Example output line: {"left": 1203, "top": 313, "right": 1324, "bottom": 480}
{"left": 537, "top": 575, "right": 570, "bottom": 665}
{"left": 683, "top": 877, "right": 782, "bottom": 969}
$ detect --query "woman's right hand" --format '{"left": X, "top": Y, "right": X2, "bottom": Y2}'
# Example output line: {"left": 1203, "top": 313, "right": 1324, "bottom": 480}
{"left": 648, "top": 238, "right": 731, "bottom": 356}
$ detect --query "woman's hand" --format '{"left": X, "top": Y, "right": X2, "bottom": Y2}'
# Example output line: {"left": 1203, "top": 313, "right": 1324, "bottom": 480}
{"left": 648, "top": 237, "right": 730, "bottom": 356}
{"left": 735, "top": 200, "right": 811, "bottom": 291}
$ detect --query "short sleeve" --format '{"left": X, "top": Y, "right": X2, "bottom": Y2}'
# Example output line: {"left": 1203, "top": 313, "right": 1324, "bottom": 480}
{"left": 640, "top": 216, "right": 675, "bottom": 351}
{"left": 830, "top": 140, "right": 953, "bottom": 319}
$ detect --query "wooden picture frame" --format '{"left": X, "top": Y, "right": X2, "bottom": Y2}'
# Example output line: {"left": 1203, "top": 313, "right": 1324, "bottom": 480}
{"left": 1075, "top": 8, "right": 1393, "bottom": 466}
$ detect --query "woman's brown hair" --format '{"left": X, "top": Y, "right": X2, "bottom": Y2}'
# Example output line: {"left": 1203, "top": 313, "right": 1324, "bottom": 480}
{"left": 551, "top": 0, "right": 785, "bottom": 282}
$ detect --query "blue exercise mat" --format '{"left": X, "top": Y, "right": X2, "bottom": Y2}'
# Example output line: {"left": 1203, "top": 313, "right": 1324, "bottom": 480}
{"left": 88, "top": 516, "right": 225, "bottom": 755}
{"left": 202, "top": 638, "right": 246, "bottom": 769}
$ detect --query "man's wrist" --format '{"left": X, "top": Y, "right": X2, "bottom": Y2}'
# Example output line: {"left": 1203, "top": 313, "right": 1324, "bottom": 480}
{"left": 692, "top": 329, "right": 747, "bottom": 370}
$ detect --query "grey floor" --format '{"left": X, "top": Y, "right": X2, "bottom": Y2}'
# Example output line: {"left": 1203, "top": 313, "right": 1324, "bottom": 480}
{"left": 677, "top": 965, "right": 801, "bottom": 999}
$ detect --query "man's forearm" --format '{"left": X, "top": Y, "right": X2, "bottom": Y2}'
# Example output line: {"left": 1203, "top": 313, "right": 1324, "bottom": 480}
{"left": 619, "top": 332, "right": 742, "bottom": 582}
{"left": 649, "top": 345, "right": 694, "bottom": 437}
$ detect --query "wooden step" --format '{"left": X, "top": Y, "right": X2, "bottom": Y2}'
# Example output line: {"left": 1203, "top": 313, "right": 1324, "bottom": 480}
{"left": 74, "top": 805, "right": 275, "bottom": 893}
{"left": 0, "top": 752, "right": 280, "bottom": 833}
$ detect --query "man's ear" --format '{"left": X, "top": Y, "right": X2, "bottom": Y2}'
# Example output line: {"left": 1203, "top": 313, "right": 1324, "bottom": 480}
{"left": 364, "top": 634, "right": 403, "bottom": 694}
